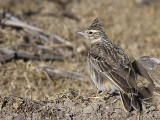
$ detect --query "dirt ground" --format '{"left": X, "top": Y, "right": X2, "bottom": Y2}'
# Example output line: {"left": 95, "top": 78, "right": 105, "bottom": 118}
{"left": 0, "top": 0, "right": 160, "bottom": 119}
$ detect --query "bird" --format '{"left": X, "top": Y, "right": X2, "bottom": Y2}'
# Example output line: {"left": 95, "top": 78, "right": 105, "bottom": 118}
{"left": 77, "top": 18, "right": 155, "bottom": 112}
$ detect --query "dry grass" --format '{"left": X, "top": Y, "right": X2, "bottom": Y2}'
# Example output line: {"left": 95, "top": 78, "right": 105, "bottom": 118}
{"left": 0, "top": 0, "right": 160, "bottom": 119}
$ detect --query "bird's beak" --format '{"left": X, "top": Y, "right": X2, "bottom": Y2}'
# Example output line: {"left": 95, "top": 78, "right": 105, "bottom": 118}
{"left": 77, "top": 31, "right": 85, "bottom": 36}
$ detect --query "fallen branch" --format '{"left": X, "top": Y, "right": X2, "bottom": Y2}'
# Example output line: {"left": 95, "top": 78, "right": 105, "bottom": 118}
{"left": 1, "top": 19, "right": 46, "bottom": 34}
{"left": 0, "top": 53, "right": 15, "bottom": 63}
{"left": 0, "top": 9, "right": 74, "bottom": 47}
{"left": 0, "top": 47, "right": 64, "bottom": 63}
{"left": 9, "top": 43, "right": 52, "bottom": 50}
{"left": 39, "top": 65, "right": 89, "bottom": 80}
{"left": 9, "top": 43, "right": 71, "bottom": 50}
{"left": 45, "top": 68, "right": 88, "bottom": 80}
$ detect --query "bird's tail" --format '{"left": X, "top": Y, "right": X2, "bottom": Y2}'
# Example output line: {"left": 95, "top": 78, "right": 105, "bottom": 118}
{"left": 120, "top": 91, "right": 142, "bottom": 112}
{"left": 120, "top": 83, "right": 154, "bottom": 112}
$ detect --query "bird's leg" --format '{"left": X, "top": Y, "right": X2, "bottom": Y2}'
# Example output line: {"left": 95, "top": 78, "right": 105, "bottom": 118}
{"left": 108, "top": 88, "right": 118, "bottom": 95}
{"left": 98, "top": 88, "right": 118, "bottom": 98}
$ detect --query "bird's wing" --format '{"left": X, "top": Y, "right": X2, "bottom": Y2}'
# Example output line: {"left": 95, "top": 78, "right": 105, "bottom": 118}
{"left": 133, "top": 56, "right": 160, "bottom": 88}
{"left": 88, "top": 44, "right": 138, "bottom": 94}
{"left": 88, "top": 59, "right": 113, "bottom": 91}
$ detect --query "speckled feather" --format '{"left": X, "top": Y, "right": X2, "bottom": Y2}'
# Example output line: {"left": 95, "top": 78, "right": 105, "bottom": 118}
{"left": 78, "top": 18, "right": 155, "bottom": 112}
{"left": 86, "top": 18, "right": 141, "bottom": 111}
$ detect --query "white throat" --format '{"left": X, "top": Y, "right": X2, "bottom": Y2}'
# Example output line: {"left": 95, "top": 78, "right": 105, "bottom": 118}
{"left": 90, "top": 38, "right": 101, "bottom": 44}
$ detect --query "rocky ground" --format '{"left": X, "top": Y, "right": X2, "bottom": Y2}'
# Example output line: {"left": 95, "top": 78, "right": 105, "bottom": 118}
{"left": 0, "top": 0, "right": 160, "bottom": 119}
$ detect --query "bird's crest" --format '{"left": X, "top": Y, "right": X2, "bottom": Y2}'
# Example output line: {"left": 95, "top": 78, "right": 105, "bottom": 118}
{"left": 88, "top": 18, "right": 102, "bottom": 30}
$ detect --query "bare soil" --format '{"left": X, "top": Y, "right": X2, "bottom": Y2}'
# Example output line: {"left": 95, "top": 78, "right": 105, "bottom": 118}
{"left": 0, "top": 0, "right": 160, "bottom": 119}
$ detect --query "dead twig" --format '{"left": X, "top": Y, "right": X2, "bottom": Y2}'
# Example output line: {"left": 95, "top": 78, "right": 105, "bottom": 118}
{"left": 39, "top": 65, "right": 89, "bottom": 81}
{"left": 0, "top": 9, "right": 74, "bottom": 47}
{"left": 45, "top": 68, "right": 88, "bottom": 80}
{"left": 0, "top": 47, "right": 64, "bottom": 63}
{"left": 9, "top": 43, "right": 71, "bottom": 50}
{"left": 1, "top": 19, "right": 46, "bottom": 34}
{"left": 9, "top": 43, "right": 52, "bottom": 51}
{"left": 0, "top": 53, "right": 15, "bottom": 63}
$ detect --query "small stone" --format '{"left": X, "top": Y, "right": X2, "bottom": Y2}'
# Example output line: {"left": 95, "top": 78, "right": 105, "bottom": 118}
{"left": 149, "top": 106, "right": 156, "bottom": 111}
{"left": 13, "top": 103, "right": 19, "bottom": 109}
{"left": 106, "top": 106, "right": 109, "bottom": 110}
{"left": 157, "top": 105, "right": 160, "bottom": 110}
{"left": 83, "top": 105, "right": 93, "bottom": 114}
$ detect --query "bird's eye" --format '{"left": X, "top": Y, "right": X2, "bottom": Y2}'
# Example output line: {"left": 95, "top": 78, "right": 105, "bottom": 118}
{"left": 88, "top": 31, "right": 93, "bottom": 34}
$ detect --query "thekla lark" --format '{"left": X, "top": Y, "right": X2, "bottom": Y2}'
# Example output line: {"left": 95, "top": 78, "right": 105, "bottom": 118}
{"left": 78, "top": 18, "right": 155, "bottom": 112}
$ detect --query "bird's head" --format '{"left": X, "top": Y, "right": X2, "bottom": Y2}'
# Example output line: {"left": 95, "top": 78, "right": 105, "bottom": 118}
{"left": 77, "top": 18, "right": 107, "bottom": 44}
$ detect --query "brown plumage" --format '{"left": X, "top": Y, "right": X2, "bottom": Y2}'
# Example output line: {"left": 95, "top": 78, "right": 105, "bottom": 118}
{"left": 78, "top": 18, "right": 155, "bottom": 112}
